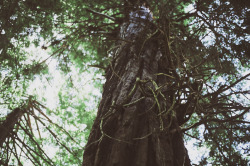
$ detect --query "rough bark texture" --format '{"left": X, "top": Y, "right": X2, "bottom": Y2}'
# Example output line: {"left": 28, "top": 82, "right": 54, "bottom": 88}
{"left": 0, "top": 108, "right": 24, "bottom": 147}
{"left": 82, "top": 7, "right": 191, "bottom": 166}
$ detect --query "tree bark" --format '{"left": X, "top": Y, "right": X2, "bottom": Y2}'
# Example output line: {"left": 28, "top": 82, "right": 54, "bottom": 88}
{"left": 82, "top": 7, "right": 191, "bottom": 166}
{"left": 0, "top": 108, "right": 24, "bottom": 147}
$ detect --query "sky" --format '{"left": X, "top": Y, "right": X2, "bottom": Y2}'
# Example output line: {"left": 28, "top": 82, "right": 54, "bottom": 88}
{"left": 1, "top": 2, "right": 249, "bottom": 165}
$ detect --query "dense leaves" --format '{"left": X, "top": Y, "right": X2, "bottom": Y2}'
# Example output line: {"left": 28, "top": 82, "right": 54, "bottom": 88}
{"left": 0, "top": 0, "right": 249, "bottom": 165}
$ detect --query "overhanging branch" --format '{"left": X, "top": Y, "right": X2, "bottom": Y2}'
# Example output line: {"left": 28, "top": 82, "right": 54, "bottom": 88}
{"left": 85, "top": 8, "right": 115, "bottom": 21}
{"left": 182, "top": 108, "right": 249, "bottom": 132}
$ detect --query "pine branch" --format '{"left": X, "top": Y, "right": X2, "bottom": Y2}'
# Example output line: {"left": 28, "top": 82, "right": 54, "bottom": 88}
{"left": 85, "top": 8, "right": 115, "bottom": 21}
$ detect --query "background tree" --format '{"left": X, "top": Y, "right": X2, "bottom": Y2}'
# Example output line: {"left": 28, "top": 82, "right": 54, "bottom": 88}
{"left": 0, "top": 0, "right": 249, "bottom": 165}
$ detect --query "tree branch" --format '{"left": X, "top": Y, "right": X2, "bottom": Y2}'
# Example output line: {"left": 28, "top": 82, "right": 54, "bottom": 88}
{"left": 204, "top": 73, "right": 250, "bottom": 98}
{"left": 85, "top": 8, "right": 115, "bottom": 21}
{"left": 182, "top": 108, "right": 249, "bottom": 131}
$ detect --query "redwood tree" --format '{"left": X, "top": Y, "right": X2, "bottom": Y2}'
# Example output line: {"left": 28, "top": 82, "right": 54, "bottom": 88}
{"left": 82, "top": 0, "right": 249, "bottom": 165}
{"left": 83, "top": 1, "right": 189, "bottom": 165}
{"left": 82, "top": 4, "right": 192, "bottom": 165}
{"left": 0, "top": 0, "right": 249, "bottom": 165}
{"left": 0, "top": 108, "right": 24, "bottom": 148}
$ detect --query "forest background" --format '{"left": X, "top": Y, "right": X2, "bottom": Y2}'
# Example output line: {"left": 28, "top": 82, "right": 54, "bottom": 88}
{"left": 0, "top": 0, "right": 249, "bottom": 165}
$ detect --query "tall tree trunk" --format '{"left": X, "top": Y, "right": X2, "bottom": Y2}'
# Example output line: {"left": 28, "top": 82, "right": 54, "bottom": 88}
{"left": 82, "top": 6, "right": 191, "bottom": 166}
{"left": 0, "top": 108, "right": 24, "bottom": 147}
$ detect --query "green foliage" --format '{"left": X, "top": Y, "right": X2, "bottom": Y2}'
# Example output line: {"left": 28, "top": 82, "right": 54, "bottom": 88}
{"left": 0, "top": 0, "right": 249, "bottom": 165}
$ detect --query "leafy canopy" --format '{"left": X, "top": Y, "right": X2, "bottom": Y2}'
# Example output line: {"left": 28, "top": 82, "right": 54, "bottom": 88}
{"left": 0, "top": 0, "right": 249, "bottom": 165}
